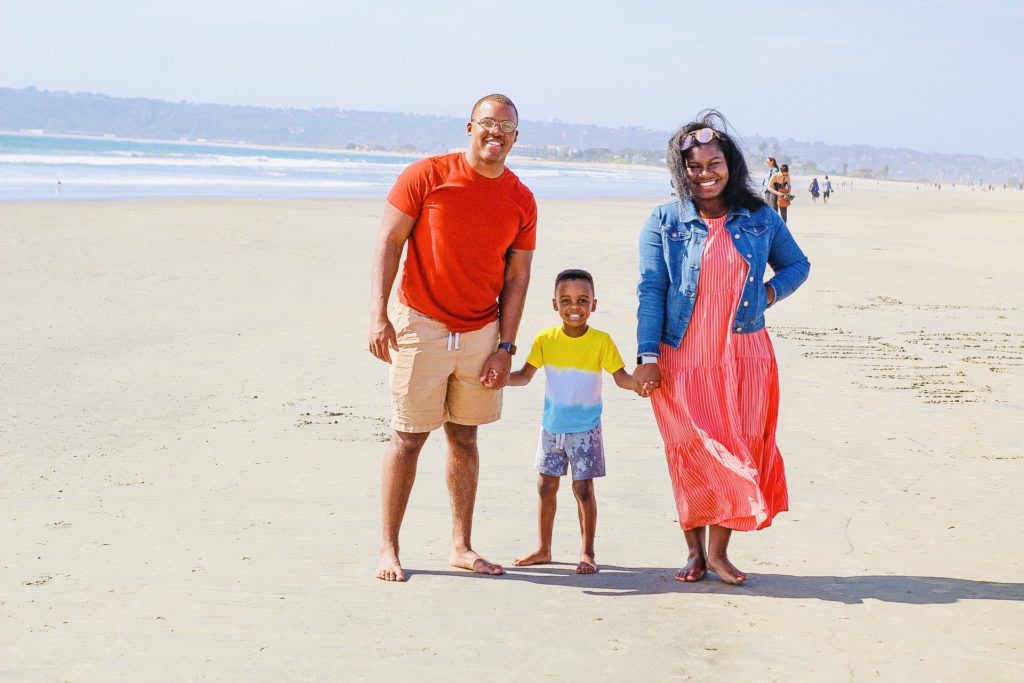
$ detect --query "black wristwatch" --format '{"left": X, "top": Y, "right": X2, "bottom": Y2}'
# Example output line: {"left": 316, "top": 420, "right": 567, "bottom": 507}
{"left": 497, "top": 342, "right": 517, "bottom": 355}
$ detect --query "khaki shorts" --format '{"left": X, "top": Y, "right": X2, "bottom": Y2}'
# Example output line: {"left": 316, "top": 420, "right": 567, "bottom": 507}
{"left": 389, "top": 303, "right": 501, "bottom": 433}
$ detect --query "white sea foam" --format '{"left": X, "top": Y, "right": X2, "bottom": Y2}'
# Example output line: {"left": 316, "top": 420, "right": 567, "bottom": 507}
{"left": 0, "top": 174, "right": 376, "bottom": 188}
{"left": 0, "top": 134, "right": 670, "bottom": 200}
{"left": 0, "top": 152, "right": 403, "bottom": 172}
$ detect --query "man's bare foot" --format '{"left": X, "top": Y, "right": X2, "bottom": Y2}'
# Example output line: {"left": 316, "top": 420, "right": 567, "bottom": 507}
{"left": 512, "top": 549, "right": 552, "bottom": 567}
{"left": 706, "top": 556, "right": 747, "bottom": 584}
{"left": 376, "top": 548, "right": 405, "bottom": 582}
{"left": 451, "top": 550, "right": 505, "bottom": 575}
{"left": 674, "top": 554, "right": 706, "bottom": 582}
{"left": 576, "top": 552, "right": 598, "bottom": 575}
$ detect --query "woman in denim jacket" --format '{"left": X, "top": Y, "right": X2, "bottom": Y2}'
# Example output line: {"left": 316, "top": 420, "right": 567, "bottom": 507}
{"left": 634, "top": 111, "right": 809, "bottom": 584}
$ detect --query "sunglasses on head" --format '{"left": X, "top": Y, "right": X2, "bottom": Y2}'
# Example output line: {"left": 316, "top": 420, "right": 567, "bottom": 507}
{"left": 680, "top": 127, "right": 720, "bottom": 151}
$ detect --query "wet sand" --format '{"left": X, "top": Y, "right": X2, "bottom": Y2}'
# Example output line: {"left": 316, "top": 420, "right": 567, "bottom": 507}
{"left": 1, "top": 184, "right": 1022, "bottom": 681}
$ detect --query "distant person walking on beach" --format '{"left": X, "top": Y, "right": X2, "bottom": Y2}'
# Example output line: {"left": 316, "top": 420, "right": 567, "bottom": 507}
{"left": 822, "top": 175, "right": 833, "bottom": 203}
{"left": 634, "top": 111, "right": 810, "bottom": 584}
{"left": 762, "top": 156, "right": 780, "bottom": 210}
{"left": 369, "top": 93, "right": 537, "bottom": 581}
{"left": 809, "top": 177, "right": 820, "bottom": 203}
{"left": 769, "top": 164, "right": 794, "bottom": 223}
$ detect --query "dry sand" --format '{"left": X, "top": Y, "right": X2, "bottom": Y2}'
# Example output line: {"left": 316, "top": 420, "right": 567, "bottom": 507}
{"left": 1, "top": 184, "right": 1022, "bottom": 681}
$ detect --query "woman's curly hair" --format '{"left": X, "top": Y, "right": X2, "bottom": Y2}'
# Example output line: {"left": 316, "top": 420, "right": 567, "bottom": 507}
{"left": 667, "top": 109, "right": 765, "bottom": 212}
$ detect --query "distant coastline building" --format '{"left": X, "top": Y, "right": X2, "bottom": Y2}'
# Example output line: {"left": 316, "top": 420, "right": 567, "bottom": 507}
{"left": 509, "top": 144, "right": 571, "bottom": 161}
{"left": 447, "top": 144, "right": 571, "bottom": 160}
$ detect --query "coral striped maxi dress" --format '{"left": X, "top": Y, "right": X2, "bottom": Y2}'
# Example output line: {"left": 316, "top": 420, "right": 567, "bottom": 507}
{"left": 651, "top": 214, "right": 788, "bottom": 531}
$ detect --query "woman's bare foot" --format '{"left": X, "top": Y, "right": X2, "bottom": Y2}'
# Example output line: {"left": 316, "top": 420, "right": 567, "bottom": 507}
{"left": 706, "top": 555, "right": 747, "bottom": 584}
{"left": 674, "top": 554, "right": 706, "bottom": 582}
{"left": 576, "top": 552, "right": 598, "bottom": 574}
{"left": 676, "top": 526, "right": 708, "bottom": 582}
{"left": 451, "top": 549, "right": 505, "bottom": 575}
{"left": 512, "top": 549, "right": 552, "bottom": 567}
{"left": 376, "top": 548, "right": 405, "bottom": 582}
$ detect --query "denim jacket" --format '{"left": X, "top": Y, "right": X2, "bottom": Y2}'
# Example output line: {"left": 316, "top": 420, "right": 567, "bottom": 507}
{"left": 636, "top": 198, "right": 810, "bottom": 355}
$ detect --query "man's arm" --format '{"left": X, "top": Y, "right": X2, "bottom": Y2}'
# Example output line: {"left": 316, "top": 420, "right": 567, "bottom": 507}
{"left": 368, "top": 202, "right": 416, "bottom": 364}
{"left": 480, "top": 248, "right": 534, "bottom": 389}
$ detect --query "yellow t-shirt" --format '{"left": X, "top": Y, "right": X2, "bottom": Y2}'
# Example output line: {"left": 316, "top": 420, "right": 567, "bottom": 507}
{"left": 526, "top": 325, "right": 625, "bottom": 433}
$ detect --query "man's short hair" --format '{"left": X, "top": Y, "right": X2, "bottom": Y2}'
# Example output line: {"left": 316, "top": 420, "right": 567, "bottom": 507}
{"left": 471, "top": 93, "right": 519, "bottom": 120}
{"left": 554, "top": 268, "right": 594, "bottom": 291}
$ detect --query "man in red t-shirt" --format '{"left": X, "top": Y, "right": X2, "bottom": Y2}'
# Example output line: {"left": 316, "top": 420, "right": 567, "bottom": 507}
{"left": 369, "top": 93, "right": 537, "bottom": 582}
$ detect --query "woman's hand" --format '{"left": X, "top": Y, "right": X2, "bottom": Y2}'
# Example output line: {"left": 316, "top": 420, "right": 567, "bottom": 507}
{"left": 633, "top": 363, "right": 661, "bottom": 397}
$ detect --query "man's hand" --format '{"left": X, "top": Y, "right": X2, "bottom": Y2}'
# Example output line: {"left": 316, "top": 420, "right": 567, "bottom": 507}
{"left": 368, "top": 203, "right": 415, "bottom": 364}
{"left": 633, "top": 363, "right": 661, "bottom": 397}
{"left": 479, "top": 349, "right": 513, "bottom": 389}
{"left": 369, "top": 316, "right": 399, "bottom": 363}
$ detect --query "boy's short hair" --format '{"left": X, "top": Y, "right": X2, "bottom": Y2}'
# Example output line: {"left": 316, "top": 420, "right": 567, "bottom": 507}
{"left": 554, "top": 268, "right": 594, "bottom": 292}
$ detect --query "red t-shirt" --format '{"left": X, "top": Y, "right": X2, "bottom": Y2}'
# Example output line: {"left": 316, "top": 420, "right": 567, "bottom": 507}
{"left": 387, "top": 153, "right": 537, "bottom": 332}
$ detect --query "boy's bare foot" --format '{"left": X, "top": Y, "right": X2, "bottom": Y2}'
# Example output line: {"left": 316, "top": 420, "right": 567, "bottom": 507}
{"left": 451, "top": 550, "right": 505, "bottom": 575}
{"left": 376, "top": 548, "right": 405, "bottom": 582}
{"left": 674, "top": 554, "right": 706, "bottom": 582}
{"left": 706, "top": 556, "right": 747, "bottom": 585}
{"left": 512, "top": 549, "right": 552, "bottom": 567}
{"left": 576, "top": 552, "right": 598, "bottom": 574}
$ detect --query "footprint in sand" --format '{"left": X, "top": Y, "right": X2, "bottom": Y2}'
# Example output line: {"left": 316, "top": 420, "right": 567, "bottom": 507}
{"left": 23, "top": 575, "right": 53, "bottom": 586}
{"left": 773, "top": 322, "right": 1019, "bottom": 404}
{"left": 294, "top": 406, "right": 390, "bottom": 440}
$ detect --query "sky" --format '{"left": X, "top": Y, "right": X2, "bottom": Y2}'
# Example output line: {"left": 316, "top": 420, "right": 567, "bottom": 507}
{"left": 2, "top": 0, "right": 1023, "bottom": 159}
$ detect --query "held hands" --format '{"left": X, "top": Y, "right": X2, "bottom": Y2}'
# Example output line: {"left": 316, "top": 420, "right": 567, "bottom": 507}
{"left": 480, "top": 349, "right": 513, "bottom": 390}
{"left": 637, "top": 380, "right": 660, "bottom": 398}
{"left": 368, "top": 315, "right": 398, "bottom": 363}
{"left": 633, "top": 363, "right": 661, "bottom": 398}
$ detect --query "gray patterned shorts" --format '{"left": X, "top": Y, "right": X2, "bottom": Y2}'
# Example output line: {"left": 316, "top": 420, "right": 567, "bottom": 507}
{"left": 535, "top": 424, "right": 606, "bottom": 481}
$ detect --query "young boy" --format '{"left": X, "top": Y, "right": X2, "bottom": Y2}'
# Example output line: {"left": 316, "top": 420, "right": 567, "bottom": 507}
{"left": 506, "top": 269, "right": 637, "bottom": 574}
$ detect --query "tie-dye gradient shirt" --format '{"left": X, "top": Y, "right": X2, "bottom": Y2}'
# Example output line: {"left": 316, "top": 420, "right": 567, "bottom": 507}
{"left": 525, "top": 326, "right": 625, "bottom": 434}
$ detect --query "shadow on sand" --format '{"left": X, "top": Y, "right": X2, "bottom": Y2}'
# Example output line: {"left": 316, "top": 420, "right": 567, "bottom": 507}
{"left": 413, "top": 564, "right": 1024, "bottom": 605}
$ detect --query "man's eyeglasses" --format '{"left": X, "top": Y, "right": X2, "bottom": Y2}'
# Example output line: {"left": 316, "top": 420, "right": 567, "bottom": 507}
{"left": 472, "top": 118, "right": 518, "bottom": 134}
{"left": 680, "top": 127, "right": 720, "bottom": 151}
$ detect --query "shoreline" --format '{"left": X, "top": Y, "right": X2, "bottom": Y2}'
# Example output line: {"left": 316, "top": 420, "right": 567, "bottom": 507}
{"left": 6, "top": 131, "right": 1019, "bottom": 205}
{"left": 2, "top": 128, "right": 658, "bottom": 172}
{"left": 7, "top": 128, "right": 1020, "bottom": 185}
{"left": 0, "top": 128, "right": 425, "bottom": 160}
{"left": 3, "top": 173, "right": 1016, "bottom": 205}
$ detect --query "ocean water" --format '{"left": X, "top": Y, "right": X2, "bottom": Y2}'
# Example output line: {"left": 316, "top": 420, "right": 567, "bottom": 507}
{"left": 0, "top": 133, "right": 672, "bottom": 201}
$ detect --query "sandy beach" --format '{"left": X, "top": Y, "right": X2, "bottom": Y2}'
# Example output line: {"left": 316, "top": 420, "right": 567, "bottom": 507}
{"left": 1, "top": 184, "right": 1022, "bottom": 681}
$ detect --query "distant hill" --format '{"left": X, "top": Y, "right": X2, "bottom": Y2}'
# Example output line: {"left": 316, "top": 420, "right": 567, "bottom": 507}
{"left": 2, "top": 86, "right": 1022, "bottom": 184}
